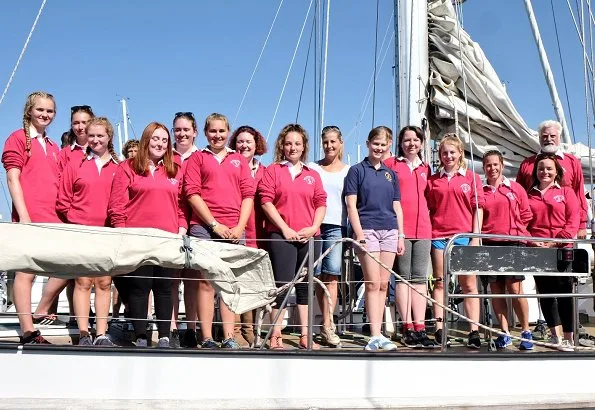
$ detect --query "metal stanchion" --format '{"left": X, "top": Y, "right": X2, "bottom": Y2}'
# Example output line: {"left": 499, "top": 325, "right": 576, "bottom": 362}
{"left": 307, "top": 237, "right": 314, "bottom": 350}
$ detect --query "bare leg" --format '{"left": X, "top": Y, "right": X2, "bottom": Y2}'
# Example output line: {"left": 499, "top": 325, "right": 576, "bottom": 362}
{"left": 197, "top": 273, "right": 215, "bottom": 341}
{"left": 411, "top": 283, "right": 428, "bottom": 327}
{"left": 431, "top": 248, "right": 445, "bottom": 331}
{"left": 183, "top": 276, "right": 198, "bottom": 331}
{"left": 14, "top": 272, "right": 36, "bottom": 334}
{"left": 219, "top": 300, "right": 236, "bottom": 340}
{"left": 315, "top": 274, "right": 338, "bottom": 328}
{"left": 490, "top": 281, "right": 509, "bottom": 332}
{"left": 459, "top": 274, "right": 480, "bottom": 331}
{"left": 112, "top": 287, "right": 121, "bottom": 319}
{"left": 94, "top": 276, "right": 112, "bottom": 335}
{"left": 395, "top": 282, "right": 412, "bottom": 327}
{"left": 74, "top": 277, "right": 93, "bottom": 333}
{"left": 270, "top": 307, "right": 286, "bottom": 337}
{"left": 34, "top": 277, "right": 69, "bottom": 317}
{"left": 506, "top": 279, "right": 530, "bottom": 331}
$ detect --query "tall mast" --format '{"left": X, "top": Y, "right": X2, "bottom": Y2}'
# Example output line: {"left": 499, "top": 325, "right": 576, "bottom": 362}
{"left": 524, "top": 0, "right": 572, "bottom": 144}
{"left": 120, "top": 98, "right": 129, "bottom": 143}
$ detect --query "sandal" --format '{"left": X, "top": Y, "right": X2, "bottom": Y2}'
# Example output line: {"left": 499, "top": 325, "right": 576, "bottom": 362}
{"left": 298, "top": 335, "right": 320, "bottom": 350}
{"left": 269, "top": 335, "right": 284, "bottom": 350}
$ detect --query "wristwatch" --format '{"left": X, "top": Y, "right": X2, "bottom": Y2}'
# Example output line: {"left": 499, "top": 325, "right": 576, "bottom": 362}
{"left": 209, "top": 220, "right": 219, "bottom": 229}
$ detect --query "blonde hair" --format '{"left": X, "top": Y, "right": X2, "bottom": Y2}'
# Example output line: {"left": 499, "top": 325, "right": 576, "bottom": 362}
{"left": 203, "top": 113, "right": 230, "bottom": 134}
{"left": 23, "top": 91, "right": 56, "bottom": 156}
{"left": 438, "top": 133, "right": 466, "bottom": 171}
{"left": 321, "top": 125, "right": 344, "bottom": 160}
{"left": 84, "top": 117, "right": 119, "bottom": 164}
{"left": 274, "top": 124, "right": 309, "bottom": 163}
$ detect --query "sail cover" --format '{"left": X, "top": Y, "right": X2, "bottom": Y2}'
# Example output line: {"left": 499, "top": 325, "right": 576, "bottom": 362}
{"left": 426, "top": 0, "right": 595, "bottom": 175}
{"left": 0, "top": 223, "right": 276, "bottom": 314}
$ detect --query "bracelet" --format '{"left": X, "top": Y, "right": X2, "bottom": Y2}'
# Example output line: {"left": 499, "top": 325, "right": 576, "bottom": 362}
{"left": 398, "top": 233, "right": 405, "bottom": 239}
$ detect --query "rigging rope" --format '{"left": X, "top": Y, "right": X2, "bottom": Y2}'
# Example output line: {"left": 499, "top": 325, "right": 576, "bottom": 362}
{"left": 266, "top": 0, "right": 314, "bottom": 142}
{"left": 295, "top": 12, "right": 316, "bottom": 123}
{"left": 0, "top": 0, "right": 47, "bottom": 107}
{"left": 318, "top": 0, "right": 331, "bottom": 159}
{"left": 233, "top": 0, "right": 284, "bottom": 126}
{"left": 551, "top": 0, "right": 577, "bottom": 142}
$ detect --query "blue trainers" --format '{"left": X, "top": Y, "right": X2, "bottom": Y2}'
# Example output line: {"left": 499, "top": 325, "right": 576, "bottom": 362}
{"left": 494, "top": 334, "right": 512, "bottom": 349}
{"left": 221, "top": 338, "right": 240, "bottom": 349}
{"left": 200, "top": 338, "right": 219, "bottom": 349}
{"left": 519, "top": 330, "right": 534, "bottom": 350}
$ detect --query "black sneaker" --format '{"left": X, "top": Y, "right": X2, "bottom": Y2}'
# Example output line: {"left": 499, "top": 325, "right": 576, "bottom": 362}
{"left": 20, "top": 330, "right": 50, "bottom": 345}
{"left": 467, "top": 330, "right": 481, "bottom": 349}
{"left": 182, "top": 329, "right": 198, "bottom": 348}
{"left": 434, "top": 329, "right": 451, "bottom": 347}
{"left": 417, "top": 330, "right": 438, "bottom": 349}
{"left": 169, "top": 329, "right": 181, "bottom": 348}
{"left": 402, "top": 329, "right": 421, "bottom": 348}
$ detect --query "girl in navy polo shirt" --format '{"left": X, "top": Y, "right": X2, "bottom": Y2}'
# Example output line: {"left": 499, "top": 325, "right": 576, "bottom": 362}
{"left": 527, "top": 153, "right": 579, "bottom": 350}
{"left": 57, "top": 117, "right": 119, "bottom": 346}
{"left": 258, "top": 124, "right": 327, "bottom": 350}
{"left": 427, "top": 134, "right": 485, "bottom": 349}
{"left": 344, "top": 126, "right": 405, "bottom": 351}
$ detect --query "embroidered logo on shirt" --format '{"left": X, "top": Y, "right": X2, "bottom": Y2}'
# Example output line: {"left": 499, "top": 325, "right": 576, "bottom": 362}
{"left": 230, "top": 159, "right": 241, "bottom": 168}
{"left": 506, "top": 192, "right": 517, "bottom": 201}
{"left": 384, "top": 172, "right": 393, "bottom": 182}
{"left": 553, "top": 195, "right": 565, "bottom": 203}
{"left": 460, "top": 183, "right": 471, "bottom": 193}
{"left": 168, "top": 178, "right": 179, "bottom": 186}
{"left": 420, "top": 172, "right": 427, "bottom": 181}
{"left": 304, "top": 175, "right": 315, "bottom": 185}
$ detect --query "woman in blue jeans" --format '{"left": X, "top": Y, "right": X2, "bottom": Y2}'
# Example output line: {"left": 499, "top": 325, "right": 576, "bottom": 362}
{"left": 308, "top": 125, "right": 349, "bottom": 347}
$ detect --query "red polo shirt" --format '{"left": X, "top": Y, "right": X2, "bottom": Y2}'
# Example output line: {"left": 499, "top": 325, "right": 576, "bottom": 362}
{"left": 527, "top": 184, "right": 580, "bottom": 243}
{"left": 482, "top": 178, "right": 532, "bottom": 238}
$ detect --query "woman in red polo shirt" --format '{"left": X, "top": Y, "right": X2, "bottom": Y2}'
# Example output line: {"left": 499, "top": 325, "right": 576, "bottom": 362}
{"left": 57, "top": 117, "right": 119, "bottom": 346}
{"left": 2, "top": 91, "right": 69, "bottom": 344}
{"left": 258, "top": 123, "right": 327, "bottom": 350}
{"left": 108, "top": 121, "right": 187, "bottom": 348}
{"left": 57, "top": 105, "right": 95, "bottom": 175}
{"left": 183, "top": 113, "right": 255, "bottom": 349}
{"left": 527, "top": 153, "right": 580, "bottom": 351}
{"left": 427, "top": 133, "right": 485, "bottom": 349}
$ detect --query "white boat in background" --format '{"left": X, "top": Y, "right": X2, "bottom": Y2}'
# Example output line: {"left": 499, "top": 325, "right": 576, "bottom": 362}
{"left": 2, "top": 0, "right": 595, "bottom": 408}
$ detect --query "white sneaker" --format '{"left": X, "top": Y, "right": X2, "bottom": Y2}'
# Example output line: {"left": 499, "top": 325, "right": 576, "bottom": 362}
{"left": 158, "top": 337, "right": 170, "bottom": 348}
{"left": 558, "top": 339, "right": 574, "bottom": 352}
{"left": 135, "top": 338, "right": 148, "bottom": 347}
{"left": 364, "top": 335, "right": 397, "bottom": 351}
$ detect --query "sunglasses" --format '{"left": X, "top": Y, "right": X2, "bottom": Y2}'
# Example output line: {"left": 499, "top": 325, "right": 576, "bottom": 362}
{"left": 71, "top": 105, "right": 92, "bottom": 112}
{"left": 175, "top": 111, "right": 195, "bottom": 118}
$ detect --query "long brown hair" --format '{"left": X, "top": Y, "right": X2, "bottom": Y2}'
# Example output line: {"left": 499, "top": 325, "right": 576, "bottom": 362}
{"left": 531, "top": 153, "right": 564, "bottom": 187}
{"left": 83, "top": 117, "right": 119, "bottom": 164}
{"left": 273, "top": 123, "right": 309, "bottom": 163}
{"left": 132, "top": 122, "right": 178, "bottom": 178}
{"left": 23, "top": 91, "right": 56, "bottom": 157}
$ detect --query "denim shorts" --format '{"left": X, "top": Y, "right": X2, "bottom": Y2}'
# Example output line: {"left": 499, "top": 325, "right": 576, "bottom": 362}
{"left": 431, "top": 237, "right": 470, "bottom": 250}
{"left": 315, "top": 224, "right": 346, "bottom": 276}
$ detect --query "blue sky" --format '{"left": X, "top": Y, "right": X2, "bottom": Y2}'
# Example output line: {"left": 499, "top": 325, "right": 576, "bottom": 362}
{"left": 0, "top": 0, "right": 590, "bottom": 219}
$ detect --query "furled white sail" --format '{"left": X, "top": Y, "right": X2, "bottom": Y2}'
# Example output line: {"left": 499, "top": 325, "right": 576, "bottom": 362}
{"left": 0, "top": 223, "right": 276, "bottom": 314}
{"left": 427, "top": 0, "right": 595, "bottom": 175}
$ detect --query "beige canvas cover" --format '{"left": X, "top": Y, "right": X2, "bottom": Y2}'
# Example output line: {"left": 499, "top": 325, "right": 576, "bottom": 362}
{"left": 0, "top": 223, "right": 276, "bottom": 314}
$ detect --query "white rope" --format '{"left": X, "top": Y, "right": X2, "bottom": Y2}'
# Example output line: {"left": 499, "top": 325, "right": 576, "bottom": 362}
{"left": 233, "top": 0, "right": 284, "bottom": 125}
{"left": 265, "top": 0, "right": 314, "bottom": 142}
{"left": 0, "top": 0, "right": 47, "bottom": 107}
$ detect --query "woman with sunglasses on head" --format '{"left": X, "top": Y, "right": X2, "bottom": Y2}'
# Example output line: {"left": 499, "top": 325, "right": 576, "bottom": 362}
{"left": 527, "top": 153, "right": 580, "bottom": 351}
{"left": 227, "top": 125, "right": 267, "bottom": 347}
{"left": 108, "top": 122, "right": 187, "bottom": 348}
{"left": 183, "top": 113, "right": 255, "bottom": 349}
{"left": 384, "top": 126, "right": 435, "bottom": 348}
{"left": 2, "top": 91, "right": 70, "bottom": 344}
{"left": 307, "top": 125, "right": 349, "bottom": 348}
{"left": 258, "top": 124, "right": 326, "bottom": 350}
{"left": 481, "top": 150, "right": 534, "bottom": 350}
{"left": 57, "top": 117, "right": 120, "bottom": 346}
{"left": 427, "top": 133, "right": 485, "bottom": 349}
{"left": 57, "top": 105, "right": 95, "bottom": 175}
{"left": 168, "top": 112, "right": 199, "bottom": 348}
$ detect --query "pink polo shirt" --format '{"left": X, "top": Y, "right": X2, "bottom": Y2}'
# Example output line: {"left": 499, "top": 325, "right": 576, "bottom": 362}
{"left": 527, "top": 184, "right": 580, "bottom": 243}
{"left": 2, "top": 128, "right": 61, "bottom": 223}
{"left": 258, "top": 162, "right": 327, "bottom": 234}
{"left": 57, "top": 143, "right": 86, "bottom": 176}
{"left": 426, "top": 168, "right": 485, "bottom": 239}
{"left": 385, "top": 156, "right": 432, "bottom": 239}
{"left": 108, "top": 159, "right": 187, "bottom": 234}
{"left": 183, "top": 148, "right": 255, "bottom": 229}
{"left": 56, "top": 155, "right": 119, "bottom": 227}
{"left": 482, "top": 178, "right": 532, "bottom": 238}
{"left": 245, "top": 162, "right": 266, "bottom": 248}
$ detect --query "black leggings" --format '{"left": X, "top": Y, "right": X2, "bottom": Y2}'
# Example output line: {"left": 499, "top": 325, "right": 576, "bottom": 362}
{"left": 115, "top": 265, "right": 173, "bottom": 339}
{"left": 268, "top": 232, "right": 322, "bottom": 307}
{"left": 534, "top": 275, "right": 574, "bottom": 333}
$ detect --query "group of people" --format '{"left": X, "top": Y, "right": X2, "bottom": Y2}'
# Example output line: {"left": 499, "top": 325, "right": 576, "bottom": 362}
{"left": 1, "top": 90, "right": 587, "bottom": 352}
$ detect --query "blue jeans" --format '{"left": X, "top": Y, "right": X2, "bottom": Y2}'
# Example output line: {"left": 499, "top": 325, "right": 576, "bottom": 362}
{"left": 315, "top": 224, "right": 346, "bottom": 276}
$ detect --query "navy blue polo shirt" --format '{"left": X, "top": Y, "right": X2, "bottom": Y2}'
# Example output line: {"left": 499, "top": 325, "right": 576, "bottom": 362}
{"left": 343, "top": 157, "right": 401, "bottom": 230}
